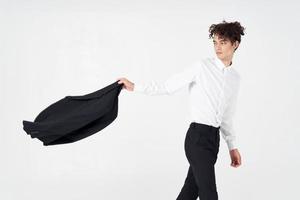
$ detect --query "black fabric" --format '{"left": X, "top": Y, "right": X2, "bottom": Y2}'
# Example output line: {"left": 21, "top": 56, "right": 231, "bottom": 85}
{"left": 22, "top": 81, "right": 123, "bottom": 146}
{"left": 176, "top": 122, "right": 220, "bottom": 200}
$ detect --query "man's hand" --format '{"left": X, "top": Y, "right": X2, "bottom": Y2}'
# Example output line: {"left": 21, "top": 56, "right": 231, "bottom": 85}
{"left": 117, "top": 77, "right": 135, "bottom": 91}
{"left": 229, "top": 148, "right": 242, "bottom": 168}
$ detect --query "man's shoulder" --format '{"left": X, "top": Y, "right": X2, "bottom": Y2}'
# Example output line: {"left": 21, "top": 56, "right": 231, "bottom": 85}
{"left": 192, "top": 56, "right": 214, "bottom": 68}
{"left": 199, "top": 56, "right": 219, "bottom": 66}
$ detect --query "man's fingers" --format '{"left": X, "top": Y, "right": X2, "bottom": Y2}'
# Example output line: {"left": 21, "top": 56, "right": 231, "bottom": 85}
{"left": 230, "top": 158, "right": 241, "bottom": 167}
{"left": 117, "top": 78, "right": 127, "bottom": 84}
{"left": 117, "top": 79, "right": 124, "bottom": 84}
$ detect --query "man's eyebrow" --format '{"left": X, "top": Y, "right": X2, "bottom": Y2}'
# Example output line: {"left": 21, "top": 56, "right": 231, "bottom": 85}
{"left": 213, "top": 39, "right": 226, "bottom": 42}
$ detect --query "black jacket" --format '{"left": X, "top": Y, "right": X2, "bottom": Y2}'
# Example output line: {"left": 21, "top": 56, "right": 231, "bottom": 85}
{"left": 22, "top": 81, "right": 123, "bottom": 146}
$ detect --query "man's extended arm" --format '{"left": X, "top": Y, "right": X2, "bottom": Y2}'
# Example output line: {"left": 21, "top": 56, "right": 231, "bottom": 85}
{"left": 133, "top": 62, "right": 202, "bottom": 95}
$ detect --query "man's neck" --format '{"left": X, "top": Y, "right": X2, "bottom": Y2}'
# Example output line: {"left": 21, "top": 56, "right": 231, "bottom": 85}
{"left": 221, "top": 56, "right": 233, "bottom": 67}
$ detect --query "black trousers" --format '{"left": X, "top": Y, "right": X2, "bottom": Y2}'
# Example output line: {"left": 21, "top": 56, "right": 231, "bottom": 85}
{"left": 176, "top": 122, "right": 220, "bottom": 200}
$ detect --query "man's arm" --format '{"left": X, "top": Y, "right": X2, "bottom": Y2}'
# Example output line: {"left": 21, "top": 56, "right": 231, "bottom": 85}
{"left": 220, "top": 78, "right": 241, "bottom": 151}
{"left": 133, "top": 61, "right": 202, "bottom": 95}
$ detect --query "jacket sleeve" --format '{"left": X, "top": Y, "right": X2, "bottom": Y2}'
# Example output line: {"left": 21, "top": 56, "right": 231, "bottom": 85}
{"left": 133, "top": 61, "right": 202, "bottom": 95}
{"left": 220, "top": 77, "right": 241, "bottom": 151}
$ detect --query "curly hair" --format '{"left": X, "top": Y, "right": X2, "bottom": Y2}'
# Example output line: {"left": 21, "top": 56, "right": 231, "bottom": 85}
{"left": 209, "top": 20, "right": 245, "bottom": 51}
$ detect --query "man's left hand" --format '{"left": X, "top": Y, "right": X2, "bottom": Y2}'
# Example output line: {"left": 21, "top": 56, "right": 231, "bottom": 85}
{"left": 229, "top": 148, "right": 242, "bottom": 168}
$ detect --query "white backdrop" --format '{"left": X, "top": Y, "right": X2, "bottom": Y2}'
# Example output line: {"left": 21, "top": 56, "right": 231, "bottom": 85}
{"left": 1, "top": 1, "right": 299, "bottom": 199}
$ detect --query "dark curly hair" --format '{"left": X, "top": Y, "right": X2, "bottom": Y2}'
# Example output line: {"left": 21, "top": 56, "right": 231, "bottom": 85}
{"left": 209, "top": 20, "right": 245, "bottom": 51}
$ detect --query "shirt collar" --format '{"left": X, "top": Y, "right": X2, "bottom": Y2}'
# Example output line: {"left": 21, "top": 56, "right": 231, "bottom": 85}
{"left": 213, "top": 54, "right": 233, "bottom": 71}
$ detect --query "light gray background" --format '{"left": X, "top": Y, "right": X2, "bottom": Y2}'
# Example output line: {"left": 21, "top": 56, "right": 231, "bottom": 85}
{"left": 1, "top": 0, "right": 299, "bottom": 199}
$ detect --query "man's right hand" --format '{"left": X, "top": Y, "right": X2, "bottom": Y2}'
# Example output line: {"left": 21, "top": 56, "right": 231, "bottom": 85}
{"left": 117, "top": 77, "right": 135, "bottom": 91}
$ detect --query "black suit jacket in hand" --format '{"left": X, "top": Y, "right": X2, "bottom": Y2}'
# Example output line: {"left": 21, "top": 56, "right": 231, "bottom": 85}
{"left": 22, "top": 81, "right": 123, "bottom": 146}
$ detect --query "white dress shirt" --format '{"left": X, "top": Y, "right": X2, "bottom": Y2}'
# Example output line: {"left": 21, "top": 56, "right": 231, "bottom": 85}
{"left": 133, "top": 54, "right": 241, "bottom": 151}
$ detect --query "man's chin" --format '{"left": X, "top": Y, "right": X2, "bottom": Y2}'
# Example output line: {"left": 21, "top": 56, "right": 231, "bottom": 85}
{"left": 216, "top": 53, "right": 223, "bottom": 59}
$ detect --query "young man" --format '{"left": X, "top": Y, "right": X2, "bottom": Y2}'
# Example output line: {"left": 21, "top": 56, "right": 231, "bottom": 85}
{"left": 117, "top": 20, "right": 245, "bottom": 200}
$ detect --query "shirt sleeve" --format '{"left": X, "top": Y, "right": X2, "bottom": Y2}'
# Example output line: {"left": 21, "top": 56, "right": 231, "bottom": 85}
{"left": 220, "top": 77, "right": 241, "bottom": 151}
{"left": 133, "top": 61, "right": 202, "bottom": 95}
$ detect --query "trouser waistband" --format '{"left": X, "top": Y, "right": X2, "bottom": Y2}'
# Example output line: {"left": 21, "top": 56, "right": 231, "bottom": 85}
{"left": 190, "top": 122, "right": 220, "bottom": 131}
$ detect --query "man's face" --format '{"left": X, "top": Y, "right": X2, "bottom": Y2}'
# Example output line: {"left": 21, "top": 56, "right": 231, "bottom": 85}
{"left": 213, "top": 34, "right": 239, "bottom": 60}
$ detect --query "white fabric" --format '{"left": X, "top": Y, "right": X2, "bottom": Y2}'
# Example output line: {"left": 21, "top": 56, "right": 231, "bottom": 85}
{"left": 133, "top": 54, "right": 241, "bottom": 151}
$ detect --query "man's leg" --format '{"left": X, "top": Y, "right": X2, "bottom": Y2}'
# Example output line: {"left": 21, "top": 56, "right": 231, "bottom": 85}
{"left": 190, "top": 147, "right": 219, "bottom": 200}
{"left": 176, "top": 165, "right": 198, "bottom": 200}
{"left": 176, "top": 123, "right": 220, "bottom": 200}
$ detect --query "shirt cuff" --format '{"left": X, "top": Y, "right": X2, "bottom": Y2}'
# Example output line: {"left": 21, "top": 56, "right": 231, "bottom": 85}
{"left": 226, "top": 140, "right": 237, "bottom": 151}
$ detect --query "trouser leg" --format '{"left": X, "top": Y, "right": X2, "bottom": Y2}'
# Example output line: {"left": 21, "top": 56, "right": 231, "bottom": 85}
{"left": 176, "top": 165, "right": 198, "bottom": 200}
{"left": 176, "top": 122, "right": 220, "bottom": 200}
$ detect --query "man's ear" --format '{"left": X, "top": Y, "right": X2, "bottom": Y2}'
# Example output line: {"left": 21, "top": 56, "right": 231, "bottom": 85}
{"left": 234, "top": 41, "right": 239, "bottom": 49}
